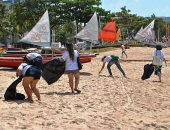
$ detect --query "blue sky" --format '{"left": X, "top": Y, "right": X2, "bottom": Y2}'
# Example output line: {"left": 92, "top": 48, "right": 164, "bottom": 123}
{"left": 101, "top": 0, "right": 170, "bottom": 17}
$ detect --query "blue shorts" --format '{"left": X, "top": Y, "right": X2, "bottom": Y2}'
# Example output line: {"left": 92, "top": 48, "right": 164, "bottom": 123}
{"left": 25, "top": 66, "right": 42, "bottom": 79}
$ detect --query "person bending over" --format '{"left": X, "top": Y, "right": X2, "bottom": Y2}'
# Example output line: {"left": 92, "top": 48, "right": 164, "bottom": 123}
{"left": 99, "top": 54, "right": 127, "bottom": 78}
{"left": 17, "top": 53, "right": 42, "bottom": 102}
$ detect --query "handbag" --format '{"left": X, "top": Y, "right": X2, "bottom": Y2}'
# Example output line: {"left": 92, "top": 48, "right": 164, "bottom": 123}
{"left": 77, "top": 57, "right": 82, "bottom": 70}
{"left": 76, "top": 51, "right": 82, "bottom": 70}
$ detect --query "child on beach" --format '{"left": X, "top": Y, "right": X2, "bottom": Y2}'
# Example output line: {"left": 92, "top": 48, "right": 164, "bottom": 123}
{"left": 121, "top": 43, "right": 128, "bottom": 58}
{"left": 152, "top": 45, "right": 167, "bottom": 82}
{"left": 99, "top": 54, "right": 127, "bottom": 78}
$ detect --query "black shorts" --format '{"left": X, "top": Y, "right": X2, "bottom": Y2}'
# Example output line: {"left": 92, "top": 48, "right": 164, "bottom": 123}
{"left": 25, "top": 66, "right": 42, "bottom": 79}
{"left": 64, "top": 69, "right": 79, "bottom": 74}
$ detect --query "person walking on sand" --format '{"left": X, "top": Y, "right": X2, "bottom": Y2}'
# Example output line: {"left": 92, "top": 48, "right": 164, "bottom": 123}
{"left": 61, "top": 43, "right": 81, "bottom": 94}
{"left": 152, "top": 45, "right": 167, "bottom": 82}
{"left": 99, "top": 54, "right": 127, "bottom": 78}
{"left": 121, "top": 43, "right": 128, "bottom": 58}
{"left": 17, "top": 53, "right": 42, "bottom": 102}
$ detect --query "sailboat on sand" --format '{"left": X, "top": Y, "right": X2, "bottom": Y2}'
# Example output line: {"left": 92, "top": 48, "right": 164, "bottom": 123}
{"left": 0, "top": 11, "right": 93, "bottom": 68}
{"left": 75, "top": 13, "right": 118, "bottom": 50}
{"left": 75, "top": 12, "right": 99, "bottom": 50}
{"left": 134, "top": 20, "right": 167, "bottom": 47}
{"left": 20, "top": 10, "right": 51, "bottom": 47}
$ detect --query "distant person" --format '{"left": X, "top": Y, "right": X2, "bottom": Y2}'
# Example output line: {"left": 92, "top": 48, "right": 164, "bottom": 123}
{"left": 61, "top": 43, "right": 81, "bottom": 94}
{"left": 99, "top": 54, "right": 127, "bottom": 78}
{"left": 152, "top": 45, "right": 167, "bottom": 82}
{"left": 121, "top": 43, "right": 128, "bottom": 58}
{"left": 17, "top": 53, "right": 42, "bottom": 102}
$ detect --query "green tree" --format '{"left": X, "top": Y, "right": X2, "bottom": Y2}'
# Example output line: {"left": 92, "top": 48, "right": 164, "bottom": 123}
{"left": 3, "top": 0, "right": 167, "bottom": 45}
{"left": 10, "top": 0, "right": 104, "bottom": 43}
{"left": 0, "top": 2, "right": 10, "bottom": 43}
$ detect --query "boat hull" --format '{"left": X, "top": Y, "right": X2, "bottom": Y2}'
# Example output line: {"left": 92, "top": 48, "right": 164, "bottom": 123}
{"left": 0, "top": 56, "right": 91, "bottom": 68}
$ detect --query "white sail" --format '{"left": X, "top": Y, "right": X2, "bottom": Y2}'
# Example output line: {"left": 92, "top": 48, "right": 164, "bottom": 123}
{"left": 135, "top": 20, "right": 167, "bottom": 47}
{"left": 20, "top": 10, "right": 51, "bottom": 47}
{"left": 75, "top": 12, "right": 98, "bottom": 44}
{"left": 138, "top": 20, "right": 155, "bottom": 41}
{"left": 134, "top": 26, "right": 144, "bottom": 41}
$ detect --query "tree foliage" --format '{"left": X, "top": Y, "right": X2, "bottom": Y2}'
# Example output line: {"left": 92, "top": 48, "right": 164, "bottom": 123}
{"left": 0, "top": 0, "right": 167, "bottom": 45}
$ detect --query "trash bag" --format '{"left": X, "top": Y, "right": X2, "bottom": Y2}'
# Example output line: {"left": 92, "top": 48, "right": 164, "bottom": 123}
{"left": 42, "top": 58, "right": 65, "bottom": 85}
{"left": 141, "top": 64, "right": 154, "bottom": 80}
{"left": 4, "top": 77, "right": 25, "bottom": 100}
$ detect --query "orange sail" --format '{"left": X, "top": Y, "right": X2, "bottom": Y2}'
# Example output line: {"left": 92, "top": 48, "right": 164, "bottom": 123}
{"left": 116, "top": 28, "right": 121, "bottom": 41}
{"left": 99, "top": 21, "right": 116, "bottom": 43}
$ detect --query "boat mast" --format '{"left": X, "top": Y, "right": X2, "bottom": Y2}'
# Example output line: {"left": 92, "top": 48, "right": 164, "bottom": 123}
{"left": 157, "top": 21, "right": 160, "bottom": 42}
{"left": 98, "top": 13, "right": 103, "bottom": 45}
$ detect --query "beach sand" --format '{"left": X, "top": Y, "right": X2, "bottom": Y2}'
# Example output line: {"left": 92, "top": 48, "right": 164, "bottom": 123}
{"left": 0, "top": 47, "right": 170, "bottom": 130}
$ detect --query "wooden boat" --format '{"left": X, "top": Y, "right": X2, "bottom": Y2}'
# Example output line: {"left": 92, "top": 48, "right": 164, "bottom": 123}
{"left": 0, "top": 11, "right": 97, "bottom": 68}
{"left": 2, "top": 51, "right": 28, "bottom": 57}
{"left": 1, "top": 48, "right": 98, "bottom": 58}
{"left": 0, "top": 56, "right": 91, "bottom": 68}
{"left": 2, "top": 47, "right": 97, "bottom": 58}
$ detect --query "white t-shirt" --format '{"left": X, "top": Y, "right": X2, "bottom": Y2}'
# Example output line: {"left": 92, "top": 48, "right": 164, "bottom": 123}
{"left": 18, "top": 63, "right": 32, "bottom": 76}
{"left": 153, "top": 50, "right": 165, "bottom": 63}
{"left": 62, "top": 50, "right": 79, "bottom": 70}
{"left": 121, "top": 44, "right": 126, "bottom": 51}
{"left": 26, "top": 53, "right": 41, "bottom": 60}
{"left": 103, "top": 56, "right": 112, "bottom": 63}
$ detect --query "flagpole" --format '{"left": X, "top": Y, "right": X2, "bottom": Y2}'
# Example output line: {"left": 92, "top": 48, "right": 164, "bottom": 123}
{"left": 158, "top": 21, "right": 160, "bottom": 42}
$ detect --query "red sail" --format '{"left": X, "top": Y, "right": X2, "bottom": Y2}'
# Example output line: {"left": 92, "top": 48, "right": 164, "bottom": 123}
{"left": 99, "top": 21, "right": 116, "bottom": 43}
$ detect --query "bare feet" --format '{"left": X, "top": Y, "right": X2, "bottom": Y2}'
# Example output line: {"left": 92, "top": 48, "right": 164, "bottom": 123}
{"left": 25, "top": 98, "right": 34, "bottom": 103}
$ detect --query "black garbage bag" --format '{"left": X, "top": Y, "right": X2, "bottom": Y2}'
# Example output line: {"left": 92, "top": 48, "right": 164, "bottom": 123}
{"left": 4, "top": 77, "right": 25, "bottom": 100}
{"left": 42, "top": 58, "right": 65, "bottom": 85}
{"left": 141, "top": 64, "right": 154, "bottom": 80}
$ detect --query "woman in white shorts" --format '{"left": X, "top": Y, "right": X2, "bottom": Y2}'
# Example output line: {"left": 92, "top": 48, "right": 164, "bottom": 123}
{"left": 61, "top": 43, "right": 81, "bottom": 94}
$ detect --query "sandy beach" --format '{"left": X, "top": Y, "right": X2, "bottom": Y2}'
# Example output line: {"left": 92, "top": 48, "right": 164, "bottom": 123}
{"left": 0, "top": 47, "right": 170, "bottom": 130}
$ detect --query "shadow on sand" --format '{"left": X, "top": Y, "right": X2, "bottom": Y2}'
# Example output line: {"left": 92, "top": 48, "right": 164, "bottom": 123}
{"left": 0, "top": 67, "right": 17, "bottom": 72}
{"left": 98, "top": 74, "right": 120, "bottom": 78}
{"left": 2, "top": 99, "right": 30, "bottom": 104}
{"left": 41, "top": 91, "right": 80, "bottom": 96}
{"left": 80, "top": 72, "right": 92, "bottom": 76}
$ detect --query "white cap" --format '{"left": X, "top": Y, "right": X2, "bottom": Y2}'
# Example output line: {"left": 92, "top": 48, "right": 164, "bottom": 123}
{"left": 26, "top": 53, "right": 41, "bottom": 60}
